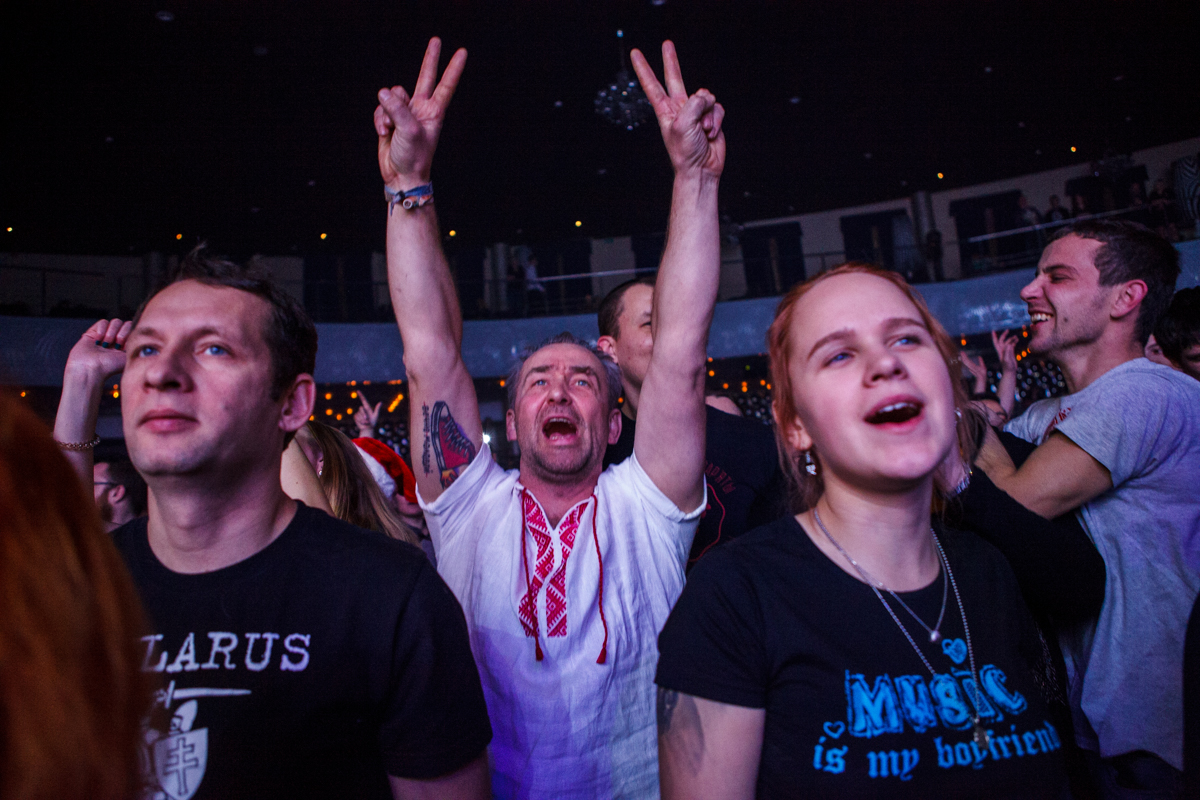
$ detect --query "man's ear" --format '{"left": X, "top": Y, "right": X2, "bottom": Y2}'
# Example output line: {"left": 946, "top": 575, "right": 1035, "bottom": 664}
{"left": 1110, "top": 279, "right": 1148, "bottom": 323}
{"left": 608, "top": 406, "right": 623, "bottom": 445}
{"left": 505, "top": 409, "right": 518, "bottom": 442}
{"left": 109, "top": 484, "right": 127, "bottom": 504}
{"left": 279, "top": 374, "right": 316, "bottom": 434}
{"left": 596, "top": 336, "right": 620, "bottom": 364}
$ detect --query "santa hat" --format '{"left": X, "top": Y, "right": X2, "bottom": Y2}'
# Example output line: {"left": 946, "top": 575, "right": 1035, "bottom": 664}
{"left": 353, "top": 437, "right": 418, "bottom": 502}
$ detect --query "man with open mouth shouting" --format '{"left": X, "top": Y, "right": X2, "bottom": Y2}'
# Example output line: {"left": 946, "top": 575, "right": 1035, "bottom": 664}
{"left": 374, "top": 37, "right": 722, "bottom": 798}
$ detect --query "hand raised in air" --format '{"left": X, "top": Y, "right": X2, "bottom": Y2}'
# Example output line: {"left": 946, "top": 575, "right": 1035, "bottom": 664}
{"left": 630, "top": 41, "right": 726, "bottom": 179}
{"left": 374, "top": 37, "right": 468, "bottom": 190}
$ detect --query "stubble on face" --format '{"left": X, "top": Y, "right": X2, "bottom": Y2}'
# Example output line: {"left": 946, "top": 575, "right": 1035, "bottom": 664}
{"left": 512, "top": 345, "right": 613, "bottom": 485}
{"left": 1025, "top": 236, "right": 1111, "bottom": 358}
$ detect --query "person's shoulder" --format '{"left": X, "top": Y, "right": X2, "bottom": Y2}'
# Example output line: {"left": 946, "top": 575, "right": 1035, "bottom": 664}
{"left": 1083, "top": 359, "right": 1200, "bottom": 414}
{"left": 288, "top": 504, "right": 431, "bottom": 582}
{"left": 110, "top": 516, "right": 150, "bottom": 567}
{"left": 696, "top": 515, "right": 805, "bottom": 574}
{"left": 937, "top": 524, "right": 1022, "bottom": 590}
{"left": 706, "top": 405, "right": 774, "bottom": 441}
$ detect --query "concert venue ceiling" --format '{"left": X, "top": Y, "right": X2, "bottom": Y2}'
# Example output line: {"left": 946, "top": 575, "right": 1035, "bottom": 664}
{"left": 3, "top": 1, "right": 1198, "bottom": 256}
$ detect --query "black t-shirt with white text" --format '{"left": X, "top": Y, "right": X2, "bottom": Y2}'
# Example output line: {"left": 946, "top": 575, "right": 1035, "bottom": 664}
{"left": 113, "top": 504, "right": 492, "bottom": 800}
{"left": 604, "top": 404, "right": 783, "bottom": 570}
{"left": 656, "top": 516, "right": 1068, "bottom": 799}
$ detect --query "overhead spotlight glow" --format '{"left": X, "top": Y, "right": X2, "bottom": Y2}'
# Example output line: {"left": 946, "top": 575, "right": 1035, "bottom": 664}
{"left": 176, "top": 233, "right": 182, "bottom": 240}
{"left": 320, "top": 233, "right": 327, "bottom": 240}
{"left": 5, "top": 227, "right": 11, "bottom": 232}
{"left": 575, "top": 220, "right": 582, "bottom": 227}
{"left": 937, "top": 172, "right": 944, "bottom": 179}
{"left": 448, "top": 230, "right": 456, "bottom": 237}
{"left": 1070, "top": 146, "right": 1077, "bottom": 153}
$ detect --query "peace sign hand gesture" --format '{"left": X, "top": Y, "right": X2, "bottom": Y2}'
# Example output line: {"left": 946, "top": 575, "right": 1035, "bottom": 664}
{"left": 374, "top": 37, "right": 468, "bottom": 190}
{"left": 354, "top": 390, "right": 383, "bottom": 438}
{"left": 630, "top": 41, "right": 726, "bottom": 179}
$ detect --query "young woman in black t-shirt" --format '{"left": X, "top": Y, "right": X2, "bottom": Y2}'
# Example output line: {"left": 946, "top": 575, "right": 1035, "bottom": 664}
{"left": 655, "top": 263, "right": 1070, "bottom": 799}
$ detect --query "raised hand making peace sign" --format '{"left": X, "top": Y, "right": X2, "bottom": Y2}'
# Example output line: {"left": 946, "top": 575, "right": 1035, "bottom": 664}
{"left": 374, "top": 37, "right": 468, "bottom": 190}
{"left": 630, "top": 41, "right": 726, "bottom": 179}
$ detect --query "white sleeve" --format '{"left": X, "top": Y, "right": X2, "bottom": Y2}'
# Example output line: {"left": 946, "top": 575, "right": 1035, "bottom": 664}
{"left": 609, "top": 453, "right": 706, "bottom": 564}
{"left": 418, "top": 443, "right": 506, "bottom": 555}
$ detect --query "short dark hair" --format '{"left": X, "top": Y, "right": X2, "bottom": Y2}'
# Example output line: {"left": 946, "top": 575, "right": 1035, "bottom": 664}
{"left": 597, "top": 276, "right": 656, "bottom": 339}
{"left": 135, "top": 245, "right": 318, "bottom": 400}
{"left": 101, "top": 458, "right": 148, "bottom": 517}
{"left": 1153, "top": 287, "right": 1200, "bottom": 364}
{"left": 1051, "top": 220, "right": 1180, "bottom": 344}
{"left": 506, "top": 332, "right": 622, "bottom": 411}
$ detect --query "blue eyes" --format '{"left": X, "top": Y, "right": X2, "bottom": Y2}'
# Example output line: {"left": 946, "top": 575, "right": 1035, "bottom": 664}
{"left": 130, "top": 344, "right": 227, "bottom": 358}
{"left": 823, "top": 335, "right": 922, "bottom": 366}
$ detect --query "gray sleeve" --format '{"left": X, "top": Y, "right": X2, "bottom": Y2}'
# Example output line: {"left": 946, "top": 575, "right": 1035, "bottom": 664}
{"left": 1052, "top": 377, "right": 1166, "bottom": 487}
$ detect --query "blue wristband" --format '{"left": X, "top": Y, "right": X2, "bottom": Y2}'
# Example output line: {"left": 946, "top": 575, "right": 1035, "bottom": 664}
{"left": 385, "top": 183, "right": 434, "bottom": 214}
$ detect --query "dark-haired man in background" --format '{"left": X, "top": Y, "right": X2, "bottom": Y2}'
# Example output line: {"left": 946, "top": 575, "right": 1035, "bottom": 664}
{"left": 53, "top": 249, "right": 492, "bottom": 800}
{"left": 597, "top": 277, "right": 783, "bottom": 570}
{"left": 1151, "top": 286, "right": 1200, "bottom": 381}
{"left": 974, "top": 220, "right": 1200, "bottom": 797}
{"left": 93, "top": 457, "right": 147, "bottom": 532}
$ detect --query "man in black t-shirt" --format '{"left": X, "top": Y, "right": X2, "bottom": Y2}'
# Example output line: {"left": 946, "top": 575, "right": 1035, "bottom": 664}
{"left": 52, "top": 249, "right": 492, "bottom": 800}
{"left": 598, "top": 278, "right": 784, "bottom": 569}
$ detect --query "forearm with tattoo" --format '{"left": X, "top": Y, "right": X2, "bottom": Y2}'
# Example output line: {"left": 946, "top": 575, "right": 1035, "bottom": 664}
{"left": 658, "top": 688, "right": 705, "bottom": 775}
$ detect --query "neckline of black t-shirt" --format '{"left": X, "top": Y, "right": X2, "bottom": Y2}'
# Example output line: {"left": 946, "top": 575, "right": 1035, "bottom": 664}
{"left": 779, "top": 513, "right": 948, "bottom": 605}
{"left": 116, "top": 501, "right": 322, "bottom": 594}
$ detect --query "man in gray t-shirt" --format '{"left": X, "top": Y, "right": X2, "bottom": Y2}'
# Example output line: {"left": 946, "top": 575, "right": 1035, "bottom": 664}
{"left": 975, "top": 220, "right": 1198, "bottom": 794}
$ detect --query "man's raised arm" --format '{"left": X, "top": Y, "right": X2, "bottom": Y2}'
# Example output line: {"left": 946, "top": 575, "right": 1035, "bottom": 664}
{"left": 376, "top": 38, "right": 481, "bottom": 504}
{"left": 628, "top": 42, "right": 725, "bottom": 512}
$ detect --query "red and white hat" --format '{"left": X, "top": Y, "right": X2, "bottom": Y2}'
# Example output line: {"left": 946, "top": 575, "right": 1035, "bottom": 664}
{"left": 353, "top": 437, "right": 418, "bottom": 502}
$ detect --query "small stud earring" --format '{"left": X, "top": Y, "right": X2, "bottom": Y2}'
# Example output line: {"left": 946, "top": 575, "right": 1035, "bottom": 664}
{"left": 804, "top": 450, "right": 818, "bottom": 476}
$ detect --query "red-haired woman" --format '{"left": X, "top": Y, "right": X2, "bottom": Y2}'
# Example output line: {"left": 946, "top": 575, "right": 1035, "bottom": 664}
{"left": 0, "top": 393, "right": 150, "bottom": 799}
{"left": 654, "top": 264, "right": 1070, "bottom": 799}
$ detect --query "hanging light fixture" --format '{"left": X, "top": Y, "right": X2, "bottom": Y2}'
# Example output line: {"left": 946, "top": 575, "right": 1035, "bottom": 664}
{"left": 594, "top": 30, "right": 652, "bottom": 131}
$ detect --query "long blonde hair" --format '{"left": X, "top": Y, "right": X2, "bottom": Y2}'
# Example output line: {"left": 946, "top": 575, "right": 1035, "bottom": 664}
{"left": 306, "top": 422, "right": 418, "bottom": 545}
{"left": 766, "top": 263, "right": 982, "bottom": 513}
{"left": 0, "top": 393, "right": 150, "bottom": 800}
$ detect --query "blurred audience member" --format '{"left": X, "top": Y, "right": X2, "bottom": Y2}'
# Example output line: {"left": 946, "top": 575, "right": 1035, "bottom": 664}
{"left": 353, "top": 390, "right": 383, "bottom": 439}
{"left": 1046, "top": 194, "right": 1071, "bottom": 222}
{"left": 1018, "top": 192, "right": 1042, "bottom": 227}
{"left": 1071, "top": 194, "right": 1090, "bottom": 217}
{"left": 1152, "top": 286, "right": 1200, "bottom": 381}
{"left": 354, "top": 435, "right": 427, "bottom": 536}
{"left": 94, "top": 457, "right": 147, "bottom": 532}
{"left": 1, "top": 393, "right": 149, "bottom": 800}
{"left": 1145, "top": 334, "right": 1173, "bottom": 367}
{"left": 299, "top": 421, "right": 419, "bottom": 545}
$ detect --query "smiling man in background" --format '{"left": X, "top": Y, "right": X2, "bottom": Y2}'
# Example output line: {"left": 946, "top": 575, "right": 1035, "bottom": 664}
{"left": 974, "top": 220, "right": 1200, "bottom": 797}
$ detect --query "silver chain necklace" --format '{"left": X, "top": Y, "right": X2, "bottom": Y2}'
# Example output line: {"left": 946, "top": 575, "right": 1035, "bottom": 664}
{"left": 813, "top": 507, "right": 991, "bottom": 748}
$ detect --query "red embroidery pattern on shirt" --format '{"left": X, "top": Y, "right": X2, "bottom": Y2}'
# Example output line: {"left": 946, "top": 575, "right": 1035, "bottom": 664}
{"left": 518, "top": 494, "right": 586, "bottom": 639}
{"left": 1042, "top": 406, "right": 1073, "bottom": 441}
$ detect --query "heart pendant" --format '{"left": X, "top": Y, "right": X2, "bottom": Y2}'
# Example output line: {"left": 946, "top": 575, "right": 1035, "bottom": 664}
{"left": 973, "top": 723, "right": 990, "bottom": 749}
